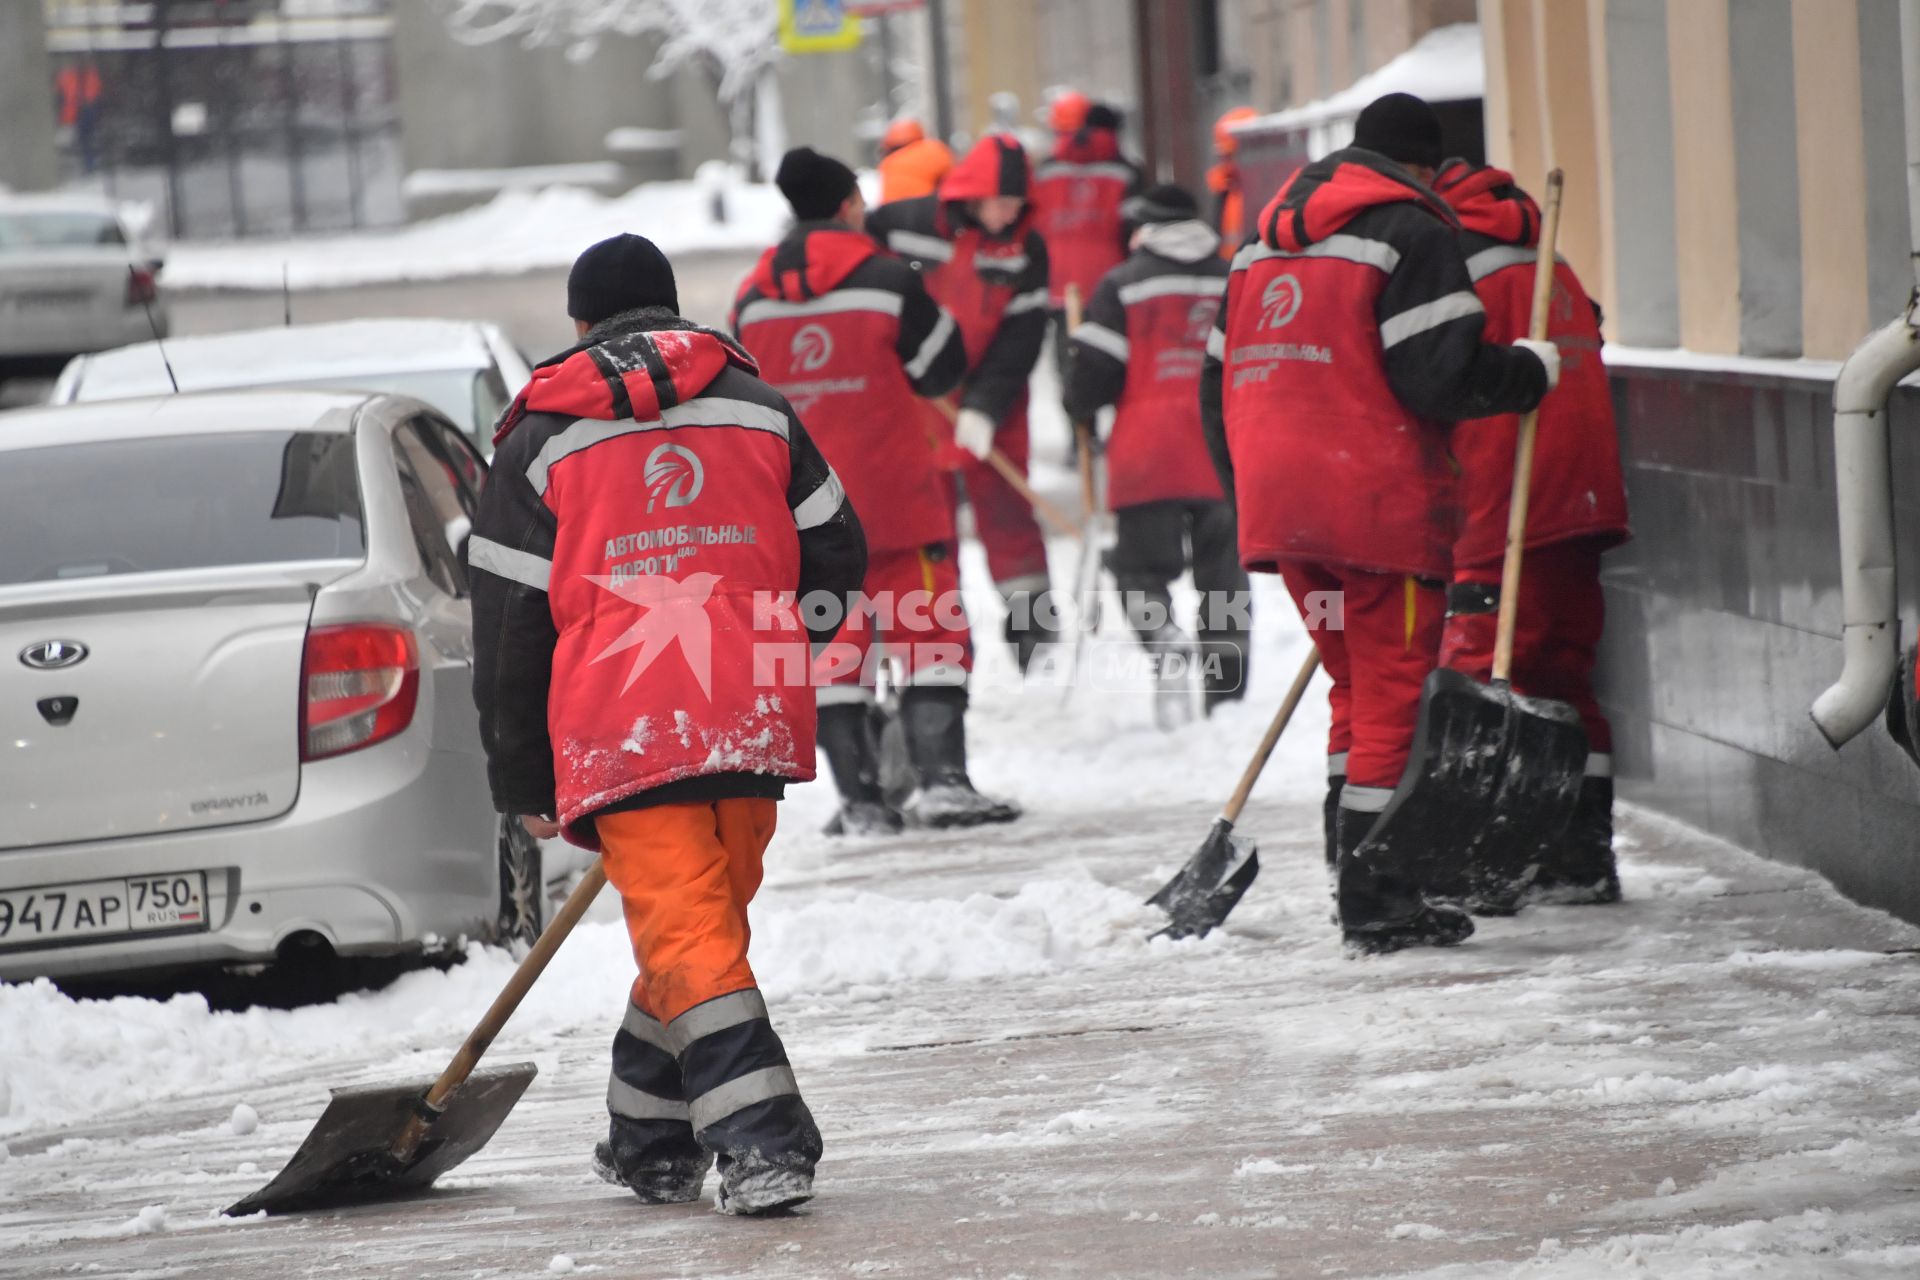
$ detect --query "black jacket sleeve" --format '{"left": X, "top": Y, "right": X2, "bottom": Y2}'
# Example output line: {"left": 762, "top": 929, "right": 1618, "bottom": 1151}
{"left": 1199, "top": 271, "right": 1235, "bottom": 497}
{"left": 961, "top": 229, "right": 1050, "bottom": 425}
{"left": 1062, "top": 272, "right": 1129, "bottom": 425}
{"left": 1376, "top": 215, "right": 1548, "bottom": 422}
{"left": 784, "top": 408, "right": 868, "bottom": 647}
{"left": 892, "top": 263, "right": 967, "bottom": 399}
{"left": 468, "top": 425, "right": 561, "bottom": 817}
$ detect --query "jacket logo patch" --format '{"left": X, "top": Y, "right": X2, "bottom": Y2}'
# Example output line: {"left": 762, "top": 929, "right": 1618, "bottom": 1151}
{"left": 1186, "top": 299, "right": 1218, "bottom": 344}
{"left": 1260, "top": 274, "right": 1304, "bottom": 330}
{"left": 587, "top": 571, "right": 720, "bottom": 699}
{"left": 791, "top": 323, "right": 834, "bottom": 373}
{"left": 645, "top": 443, "right": 705, "bottom": 513}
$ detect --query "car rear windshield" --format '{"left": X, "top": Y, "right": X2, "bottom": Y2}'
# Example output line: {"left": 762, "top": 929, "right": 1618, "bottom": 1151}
{"left": 0, "top": 211, "right": 126, "bottom": 249}
{"left": 0, "top": 432, "right": 363, "bottom": 586}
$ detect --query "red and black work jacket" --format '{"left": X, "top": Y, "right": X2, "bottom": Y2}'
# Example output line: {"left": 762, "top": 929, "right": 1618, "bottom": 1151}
{"left": 865, "top": 134, "right": 1050, "bottom": 435}
{"left": 1199, "top": 147, "right": 1549, "bottom": 579}
{"left": 1063, "top": 219, "right": 1230, "bottom": 510}
{"left": 469, "top": 310, "right": 866, "bottom": 847}
{"left": 731, "top": 223, "right": 967, "bottom": 554}
{"left": 1032, "top": 126, "right": 1142, "bottom": 310}
{"left": 1431, "top": 161, "right": 1631, "bottom": 568}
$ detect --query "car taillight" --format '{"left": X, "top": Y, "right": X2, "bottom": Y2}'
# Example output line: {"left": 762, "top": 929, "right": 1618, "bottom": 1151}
{"left": 301, "top": 624, "right": 419, "bottom": 762}
{"left": 125, "top": 267, "right": 158, "bottom": 308}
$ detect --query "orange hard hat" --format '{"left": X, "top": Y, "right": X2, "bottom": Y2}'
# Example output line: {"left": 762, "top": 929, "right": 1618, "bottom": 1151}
{"left": 1214, "top": 106, "right": 1259, "bottom": 156}
{"left": 1049, "top": 90, "right": 1092, "bottom": 133}
{"left": 881, "top": 118, "right": 926, "bottom": 153}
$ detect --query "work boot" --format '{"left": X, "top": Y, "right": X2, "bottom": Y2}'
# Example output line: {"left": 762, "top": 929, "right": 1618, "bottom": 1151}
{"left": 715, "top": 1161, "right": 814, "bottom": 1216}
{"left": 1336, "top": 805, "right": 1474, "bottom": 957}
{"left": 816, "top": 702, "right": 903, "bottom": 836}
{"left": 897, "top": 686, "right": 1021, "bottom": 828}
{"left": 1322, "top": 774, "right": 1345, "bottom": 874}
{"left": 1528, "top": 777, "right": 1621, "bottom": 904}
{"left": 592, "top": 1137, "right": 710, "bottom": 1205}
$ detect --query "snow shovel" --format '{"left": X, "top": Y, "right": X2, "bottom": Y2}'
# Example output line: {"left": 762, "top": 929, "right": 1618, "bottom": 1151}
{"left": 1148, "top": 647, "right": 1322, "bottom": 939}
{"left": 226, "top": 861, "right": 608, "bottom": 1217}
{"left": 1352, "top": 169, "right": 1586, "bottom": 908}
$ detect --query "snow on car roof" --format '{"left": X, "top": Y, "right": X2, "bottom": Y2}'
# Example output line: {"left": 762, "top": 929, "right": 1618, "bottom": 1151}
{"left": 71, "top": 318, "right": 498, "bottom": 400}
{"left": 1235, "top": 23, "right": 1483, "bottom": 135}
{"left": 0, "top": 388, "right": 372, "bottom": 452}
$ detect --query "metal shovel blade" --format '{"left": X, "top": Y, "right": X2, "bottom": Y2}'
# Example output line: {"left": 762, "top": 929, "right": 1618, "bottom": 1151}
{"left": 1359, "top": 668, "right": 1586, "bottom": 906}
{"left": 1149, "top": 819, "right": 1260, "bottom": 940}
{"left": 224, "top": 1063, "right": 538, "bottom": 1217}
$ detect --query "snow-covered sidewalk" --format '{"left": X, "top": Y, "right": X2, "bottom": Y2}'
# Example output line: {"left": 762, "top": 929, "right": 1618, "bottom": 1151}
{"left": 5, "top": 372, "right": 1920, "bottom": 1276}
{"left": 5, "top": 588, "right": 1920, "bottom": 1276}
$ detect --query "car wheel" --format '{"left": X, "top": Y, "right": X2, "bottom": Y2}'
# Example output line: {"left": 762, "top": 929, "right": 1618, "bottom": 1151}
{"left": 492, "top": 817, "right": 546, "bottom": 947}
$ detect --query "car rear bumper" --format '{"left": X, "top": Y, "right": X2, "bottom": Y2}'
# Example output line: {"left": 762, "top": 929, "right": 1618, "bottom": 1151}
{"left": 0, "top": 735, "right": 499, "bottom": 982}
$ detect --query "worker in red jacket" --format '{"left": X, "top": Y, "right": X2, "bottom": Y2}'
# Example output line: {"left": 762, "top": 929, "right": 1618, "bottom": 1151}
{"left": 732, "top": 148, "right": 1018, "bottom": 833}
{"left": 1207, "top": 106, "right": 1259, "bottom": 260}
{"left": 1430, "top": 159, "right": 1631, "bottom": 904}
{"left": 1200, "top": 94, "right": 1558, "bottom": 955}
{"left": 470, "top": 234, "right": 866, "bottom": 1215}
{"left": 1063, "top": 183, "right": 1247, "bottom": 720}
{"left": 1033, "top": 100, "right": 1142, "bottom": 359}
{"left": 866, "top": 135, "right": 1059, "bottom": 673}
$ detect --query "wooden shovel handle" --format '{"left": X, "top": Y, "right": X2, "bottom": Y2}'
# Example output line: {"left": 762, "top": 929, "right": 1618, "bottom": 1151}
{"left": 422, "top": 859, "right": 608, "bottom": 1113}
{"left": 1491, "top": 169, "right": 1565, "bottom": 684}
{"left": 1221, "top": 648, "right": 1322, "bottom": 824}
{"left": 932, "top": 398, "right": 1082, "bottom": 539}
{"left": 1061, "top": 284, "right": 1101, "bottom": 521}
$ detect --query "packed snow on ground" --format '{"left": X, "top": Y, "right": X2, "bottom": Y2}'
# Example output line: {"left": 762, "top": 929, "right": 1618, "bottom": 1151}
{"left": 161, "top": 172, "right": 790, "bottom": 292}
{"left": 4, "top": 357, "right": 1920, "bottom": 1277}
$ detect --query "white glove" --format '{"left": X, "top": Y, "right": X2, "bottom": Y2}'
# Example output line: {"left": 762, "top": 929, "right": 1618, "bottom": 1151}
{"left": 1514, "top": 338, "right": 1561, "bottom": 393}
{"left": 954, "top": 407, "right": 997, "bottom": 460}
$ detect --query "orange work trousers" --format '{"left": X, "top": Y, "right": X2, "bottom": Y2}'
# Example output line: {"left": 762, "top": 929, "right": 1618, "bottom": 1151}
{"left": 597, "top": 798, "right": 777, "bottom": 1026}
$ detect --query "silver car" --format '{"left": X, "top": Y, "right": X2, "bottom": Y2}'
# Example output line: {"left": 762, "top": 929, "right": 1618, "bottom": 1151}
{"left": 0, "top": 389, "right": 544, "bottom": 983}
{"left": 0, "top": 194, "right": 167, "bottom": 385}
{"left": 49, "top": 318, "right": 532, "bottom": 450}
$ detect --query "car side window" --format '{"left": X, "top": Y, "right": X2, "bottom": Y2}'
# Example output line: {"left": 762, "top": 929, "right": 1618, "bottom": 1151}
{"left": 392, "top": 420, "right": 469, "bottom": 597}
{"left": 431, "top": 419, "right": 488, "bottom": 513}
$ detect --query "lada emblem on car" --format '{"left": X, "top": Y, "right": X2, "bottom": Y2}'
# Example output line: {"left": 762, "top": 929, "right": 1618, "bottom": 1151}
{"left": 19, "top": 640, "right": 90, "bottom": 670}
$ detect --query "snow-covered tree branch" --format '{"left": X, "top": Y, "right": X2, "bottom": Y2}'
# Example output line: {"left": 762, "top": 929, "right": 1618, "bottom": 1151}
{"left": 435, "top": 0, "right": 786, "bottom": 172}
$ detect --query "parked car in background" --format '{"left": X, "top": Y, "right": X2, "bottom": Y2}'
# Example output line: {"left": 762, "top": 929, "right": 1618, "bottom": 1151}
{"left": 0, "top": 193, "right": 167, "bottom": 387}
{"left": 0, "top": 389, "right": 544, "bottom": 984}
{"left": 50, "top": 318, "right": 532, "bottom": 449}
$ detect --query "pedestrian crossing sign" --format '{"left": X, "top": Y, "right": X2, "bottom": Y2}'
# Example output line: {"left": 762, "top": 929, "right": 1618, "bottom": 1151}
{"left": 780, "top": 0, "right": 863, "bottom": 52}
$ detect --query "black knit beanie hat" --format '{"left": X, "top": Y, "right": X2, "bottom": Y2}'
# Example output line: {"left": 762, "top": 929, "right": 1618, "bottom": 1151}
{"left": 776, "top": 147, "right": 860, "bottom": 221}
{"left": 1122, "top": 182, "right": 1201, "bottom": 225}
{"left": 567, "top": 233, "right": 679, "bottom": 324}
{"left": 1352, "top": 92, "right": 1445, "bottom": 170}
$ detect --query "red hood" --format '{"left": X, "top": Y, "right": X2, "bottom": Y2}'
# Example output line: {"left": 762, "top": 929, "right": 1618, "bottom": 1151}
{"left": 496, "top": 325, "right": 758, "bottom": 441}
{"left": 1257, "top": 148, "right": 1455, "bottom": 252}
{"left": 940, "top": 133, "right": 1033, "bottom": 204}
{"left": 744, "top": 226, "right": 879, "bottom": 302}
{"left": 1431, "top": 160, "right": 1540, "bottom": 247}
{"left": 1049, "top": 127, "right": 1122, "bottom": 165}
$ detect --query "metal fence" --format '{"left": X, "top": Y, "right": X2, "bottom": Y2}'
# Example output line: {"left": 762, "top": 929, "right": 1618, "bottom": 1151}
{"left": 45, "top": 0, "right": 404, "bottom": 240}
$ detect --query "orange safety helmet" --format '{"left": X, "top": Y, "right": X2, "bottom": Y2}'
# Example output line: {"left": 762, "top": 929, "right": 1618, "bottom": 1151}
{"left": 1049, "top": 90, "right": 1092, "bottom": 134}
{"left": 1213, "top": 106, "right": 1258, "bottom": 157}
{"left": 881, "top": 117, "right": 926, "bottom": 155}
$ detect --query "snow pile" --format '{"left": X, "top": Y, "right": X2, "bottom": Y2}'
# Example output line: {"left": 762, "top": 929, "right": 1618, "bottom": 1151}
{"left": 1240, "top": 23, "right": 1483, "bottom": 135}
{"left": 163, "top": 177, "right": 789, "bottom": 292}
{"left": 0, "top": 872, "right": 1149, "bottom": 1138}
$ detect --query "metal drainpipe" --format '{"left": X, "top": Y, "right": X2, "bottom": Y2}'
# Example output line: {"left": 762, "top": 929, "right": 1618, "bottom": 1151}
{"left": 1809, "top": 0, "right": 1920, "bottom": 746}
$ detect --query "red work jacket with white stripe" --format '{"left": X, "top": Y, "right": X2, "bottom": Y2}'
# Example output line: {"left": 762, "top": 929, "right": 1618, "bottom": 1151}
{"left": 1063, "top": 219, "right": 1230, "bottom": 509}
{"left": 731, "top": 223, "right": 967, "bottom": 553}
{"left": 469, "top": 312, "right": 866, "bottom": 847}
{"left": 1432, "top": 161, "right": 1630, "bottom": 568}
{"left": 1198, "top": 148, "right": 1550, "bottom": 579}
{"left": 1032, "top": 128, "right": 1142, "bottom": 310}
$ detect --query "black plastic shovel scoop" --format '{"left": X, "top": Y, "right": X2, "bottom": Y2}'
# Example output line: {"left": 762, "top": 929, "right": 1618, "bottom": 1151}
{"left": 1353, "top": 170, "right": 1586, "bottom": 908}
{"left": 226, "top": 863, "right": 607, "bottom": 1217}
{"left": 1148, "top": 648, "right": 1321, "bottom": 939}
